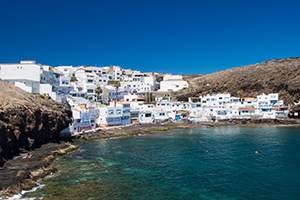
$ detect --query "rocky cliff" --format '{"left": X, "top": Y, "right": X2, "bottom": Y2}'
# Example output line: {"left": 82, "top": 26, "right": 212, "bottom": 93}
{"left": 175, "top": 57, "right": 300, "bottom": 107}
{"left": 0, "top": 80, "right": 72, "bottom": 166}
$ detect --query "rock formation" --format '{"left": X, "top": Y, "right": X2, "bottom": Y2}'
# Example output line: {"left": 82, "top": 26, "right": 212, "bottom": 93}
{"left": 175, "top": 57, "right": 300, "bottom": 106}
{"left": 0, "top": 79, "right": 72, "bottom": 166}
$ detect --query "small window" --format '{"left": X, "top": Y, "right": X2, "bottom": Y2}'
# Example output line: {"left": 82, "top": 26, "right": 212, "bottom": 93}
{"left": 114, "top": 118, "right": 121, "bottom": 122}
{"left": 108, "top": 110, "right": 114, "bottom": 115}
{"left": 87, "top": 89, "right": 94, "bottom": 93}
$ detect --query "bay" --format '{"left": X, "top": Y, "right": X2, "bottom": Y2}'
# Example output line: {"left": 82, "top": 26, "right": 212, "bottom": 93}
{"left": 23, "top": 126, "right": 300, "bottom": 200}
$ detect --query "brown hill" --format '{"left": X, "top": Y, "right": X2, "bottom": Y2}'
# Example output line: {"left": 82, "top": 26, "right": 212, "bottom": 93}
{"left": 176, "top": 57, "right": 300, "bottom": 105}
{"left": 0, "top": 80, "right": 72, "bottom": 166}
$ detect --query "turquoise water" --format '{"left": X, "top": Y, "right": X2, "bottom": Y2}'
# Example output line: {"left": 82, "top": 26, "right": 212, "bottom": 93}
{"left": 23, "top": 126, "right": 300, "bottom": 200}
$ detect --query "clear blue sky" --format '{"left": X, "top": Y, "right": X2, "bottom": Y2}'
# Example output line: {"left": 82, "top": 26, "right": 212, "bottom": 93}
{"left": 1, "top": 0, "right": 300, "bottom": 74}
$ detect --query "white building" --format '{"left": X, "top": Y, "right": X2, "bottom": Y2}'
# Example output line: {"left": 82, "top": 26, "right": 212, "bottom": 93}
{"left": 0, "top": 60, "right": 41, "bottom": 93}
{"left": 121, "top": 71, "right": 156, "bottom": 93}
{"left": 158, "top": 74, "right": 189, "bottom": 92}
{"left": 98, "top": 102, "right": 131, "bottom": 127}
{"left": 62, "top": 97, "right": 100, "bottom": 134}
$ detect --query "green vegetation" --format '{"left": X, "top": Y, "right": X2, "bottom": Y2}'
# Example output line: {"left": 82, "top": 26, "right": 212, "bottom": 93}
{"left": 70, "top": 76, "right": 77, "bottom": 82}
{"left": 35, "top": 94, "right": 49, "bottom": 99}
{"left": 237, "top": 89, "right": 243, "bottom": 98}
{"left": 113, "top": 81, "right": 121, "bottom": 101}
{"left": 149, "top": 127, "right": 170, "bottom": 131}
{"left": 94, "top": 86, "right": 102, "bottom": 102}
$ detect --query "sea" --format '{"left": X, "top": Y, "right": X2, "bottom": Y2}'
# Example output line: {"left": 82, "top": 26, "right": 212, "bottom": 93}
{"left": 20, "top": 125, "right": 300, "bottom": 200}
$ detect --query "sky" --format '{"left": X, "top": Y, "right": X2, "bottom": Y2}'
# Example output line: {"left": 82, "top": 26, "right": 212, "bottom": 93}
{"left": 1, "top": 0, "right": 300, "bottom": 75}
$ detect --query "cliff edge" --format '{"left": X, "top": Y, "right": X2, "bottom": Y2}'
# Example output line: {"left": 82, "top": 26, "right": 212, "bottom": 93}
{"left": 0, "top": 79, "right": 72, "bottom": 166}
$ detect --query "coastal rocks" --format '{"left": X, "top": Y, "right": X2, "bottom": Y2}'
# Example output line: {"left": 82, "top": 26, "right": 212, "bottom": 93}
{"left": 51, "top": 144, "right": 80, "bottom": 155}
{"left": 0, "top": 143, "right": 78, "bottom": 198}
{"left": 30, "top": 164, "right": 57, "bottom": 181}
{"left": 0, "top": 80, "right": 72, "bottom": 167}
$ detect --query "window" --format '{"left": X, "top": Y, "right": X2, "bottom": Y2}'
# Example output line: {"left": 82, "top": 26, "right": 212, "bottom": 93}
{"left": 114, "top": 118, "right": 121, "bottom": 122}
{"left": 159, "top": 113, "right": 165, "bottom": 116}
{"left": 107, "top": 118, "right": 113, "bottom": 122}
{"left": 87, "top": 79, "right": 93, "bottom": 83}
{"left": 145, "top": 113, "right": 151, "bottom": 117}
{"left": 87, "top": 89, "right": 94, "bottom": 93}
{"left": 116, "top": 109, "right": 121, "bottom": 115}
{"left": 108, "top": 110, "right": 114, "bottom": 115}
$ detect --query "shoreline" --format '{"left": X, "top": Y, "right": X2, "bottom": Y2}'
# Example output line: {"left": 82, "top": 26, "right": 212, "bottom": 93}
{"left": 0, "top": 143, "right": 79, "bottom": 199}
{"left": 1, "top": 119, "right": 299, "bottom": 198}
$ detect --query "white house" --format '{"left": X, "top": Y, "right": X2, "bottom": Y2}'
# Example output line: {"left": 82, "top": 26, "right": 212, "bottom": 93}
{"left": 62, "top": 97, "right": 100, "bottom": 134}
{"left": 152, "top": 109, "right": 171, "bottom": 123}
{"left": 158, "top": 74, "right": 189, "bottom": 92}
{"left": 98, "top": 102, "right": 131, "bottom": 127}
{"left": 0, "top": 60, "right": 41, "bottom": 93}
{"left": 139, "top": 110, "right": 154, "bottom": 124}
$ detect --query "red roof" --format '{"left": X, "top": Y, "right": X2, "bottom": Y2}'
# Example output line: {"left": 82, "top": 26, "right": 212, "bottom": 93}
{"left": 238, "top": 108, "right": 255, "bottom": 111}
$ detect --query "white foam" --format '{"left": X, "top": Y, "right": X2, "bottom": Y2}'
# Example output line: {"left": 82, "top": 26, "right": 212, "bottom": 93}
{"left": 6, "top": 182, "right": 44, "bottom": 200}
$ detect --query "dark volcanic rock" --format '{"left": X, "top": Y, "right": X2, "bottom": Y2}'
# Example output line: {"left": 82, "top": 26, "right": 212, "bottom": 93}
{"left": 0, "top": 80, "right": 72, "bottom": 166}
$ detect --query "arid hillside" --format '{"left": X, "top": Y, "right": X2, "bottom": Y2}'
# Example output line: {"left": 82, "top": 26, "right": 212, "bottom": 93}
{"left": 176, "top": 57, "right": 300, "bottom": 105}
